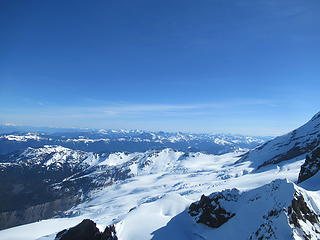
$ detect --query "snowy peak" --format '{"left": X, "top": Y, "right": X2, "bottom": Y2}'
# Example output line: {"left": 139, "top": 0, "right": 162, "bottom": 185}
{"left": 95, "top": 148, "right": 246, "bottom": 178}
{"left": 9, "top": 145, "right": 101, "bottom": 170}
{"left": 97, "top": 148, "right": 184, "bottom": 175}
{"left": 0, "top": 133, "right": 43, "bottom": 142}
{"left": 238, "top": 112, "right": 320, "bottom": 169}
{"left": 153, "top": 179, "right": 320, "bottom": 240}
{"left": 135, "top": 149, "right": 184, "bottom": 175}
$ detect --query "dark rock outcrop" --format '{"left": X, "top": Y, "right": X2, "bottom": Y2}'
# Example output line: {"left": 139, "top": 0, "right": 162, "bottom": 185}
{"left": 288, "top": 194, "right": 320, "bottom": 228}
{"left": 55, "top": 219, "right": 117, "bottom": 240}
{"left": 298, "top": 145, "right": 320, "bottom": 183}
{"left": 188, "top": 190, "right": 237, "bottom": 228}
{"left": 287, "top": 193, "right": 320, "bottom": 240}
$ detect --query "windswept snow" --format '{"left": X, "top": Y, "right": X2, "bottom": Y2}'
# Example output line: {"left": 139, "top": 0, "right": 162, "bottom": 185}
{"left": 116, "top": 193, "right": 191, "bottom": 240}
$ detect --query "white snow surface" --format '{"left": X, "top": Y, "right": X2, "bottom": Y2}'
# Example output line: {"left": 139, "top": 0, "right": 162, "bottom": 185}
{"left": 2, "top": 114, "right": 320, "bottom": 240}
{"left": 0, "top": 147, "right": 309, "bottom": 240}
{"left": 153, "top": 179, "right": 320, "bottom": 240}
{"left": 239, "top": 112, "right": 320, "bottom": 169}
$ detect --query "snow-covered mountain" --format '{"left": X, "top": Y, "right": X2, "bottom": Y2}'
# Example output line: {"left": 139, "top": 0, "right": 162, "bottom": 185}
{"left": 0, "top": 146, "right": 104, "bottom": 230}
{"left": 238, "top": 112, "right": 320, "bottom": 170}
{"left": 1, "top": 145, "right": 101, "bottom": 169}
{"left": 0, "top": 141, "right": 304, "bottom": 240}
{"left": 0, "top": 145, "right": 247, "bottom": 230}
{"left": 0, "top": 128, "right": 268, "bottom": 155}
{"left": 1, "top": 112, "right": 320, "bottom": 240}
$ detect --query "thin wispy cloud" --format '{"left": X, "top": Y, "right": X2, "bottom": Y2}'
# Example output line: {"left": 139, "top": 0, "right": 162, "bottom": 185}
{"left": 67, "top": 98, "right": 276, "bottom": 117}
{"left": 0, "top": 98, "right": 277, "bottom": 117}
{"left": 0, "top": 97, "right": 314, "bottom": 136}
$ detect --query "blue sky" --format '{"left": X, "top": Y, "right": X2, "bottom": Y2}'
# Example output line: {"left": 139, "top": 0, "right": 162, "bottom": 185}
{"left": 0, "top": 0, "right": 319, "bottom": 136}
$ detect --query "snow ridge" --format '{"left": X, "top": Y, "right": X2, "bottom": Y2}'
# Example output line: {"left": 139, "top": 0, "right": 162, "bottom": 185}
{"left": 238, "top": 112, "right": 320, "bottom": 169}
{"left": 152, "top": 179, "right": 320, "bottom": 240}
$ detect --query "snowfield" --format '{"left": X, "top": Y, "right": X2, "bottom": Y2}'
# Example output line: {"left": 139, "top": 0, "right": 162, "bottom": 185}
{"left": 0, "top": 149, "right": 307, "bottom": 240}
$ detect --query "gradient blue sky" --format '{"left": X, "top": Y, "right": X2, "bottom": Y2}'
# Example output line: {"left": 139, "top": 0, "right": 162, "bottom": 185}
{"left": 0, "top": 0, "right": 319, "bottom": 136}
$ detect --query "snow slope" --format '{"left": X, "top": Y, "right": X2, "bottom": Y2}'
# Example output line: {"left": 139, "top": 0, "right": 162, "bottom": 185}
{"left": 238, "top": 112, "right": 320, "bottom": 169}
{"left": 116, "top": 193, "right": 191, "bottom": 240}
{"left": 153, "top": 179, "right": 320, "bottom": 240}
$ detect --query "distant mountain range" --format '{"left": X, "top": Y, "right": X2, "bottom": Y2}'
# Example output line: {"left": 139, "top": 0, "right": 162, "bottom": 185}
{"left": 0, "top": 126, "right": 269, "bottom": 155}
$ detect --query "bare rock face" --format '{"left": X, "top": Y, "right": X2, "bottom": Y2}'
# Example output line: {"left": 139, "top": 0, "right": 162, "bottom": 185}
{"left": 288, "top": 194, "right": 320, "bottom": 228}
{"left": 55, "top": 219, "right": 117, "bottom": 240}
{"left": 188, "top": 189, "right": 238, "bottom": 228}
{"left": 288, "top": 193, "right": 320, "bottom": 240}
{"left": 0, "top": 195, "right": 80, "bottom": 230}
{"left": 298, "top": 145, "right": 320, "bottom": 183}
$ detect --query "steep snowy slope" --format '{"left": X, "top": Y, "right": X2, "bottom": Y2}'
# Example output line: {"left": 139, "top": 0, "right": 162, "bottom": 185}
{"left": 152, "top": 179, "right": 320, "bottom": 240}
{"left": 238, "top": 112, "right": 320, "bottom": 169}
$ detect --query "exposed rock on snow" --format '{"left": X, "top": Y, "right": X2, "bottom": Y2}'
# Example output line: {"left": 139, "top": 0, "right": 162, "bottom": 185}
{"left": 55, "top": 219, "right": 117, "bottom": 240}
{"left": 153, "top": 179, "right": 320, "bottom": 240}
{"left": 289, "top": 194, "right": 319, "bottom": 229}
{"left": 298, "top": 145, "right": 320, "bottom": 183}
{"left": 188, "top": 190, "right": 237, "bottom": 228}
